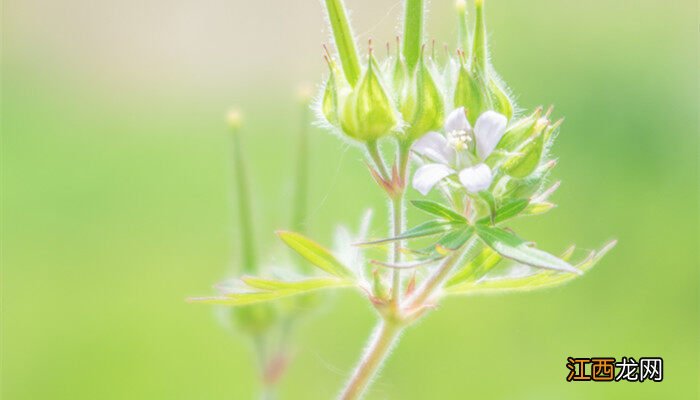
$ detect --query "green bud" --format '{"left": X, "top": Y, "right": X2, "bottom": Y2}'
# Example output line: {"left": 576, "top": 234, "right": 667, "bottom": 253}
{"left": 322, "top": 60, "right": 343, "bottom": 126}
{"left": 502, "top": 130, "right": 545, "bottom": 178}
{"left": 402, "top": 53, "right": 445, "bottom": 141}
{"left": 489, "top": 76, "right": 514, "bottom": 120}
{"left": 462, "top": 0, "right": 516, "bottom": 122}
{"left": 500, "top": 159, "right": 557, "bottom": 200}
{"left": 471, "top": 0, "right": 488, "bottom": 75}
{"left": 391, "top": 47, "right": 408, "bottom": 97}
{"left": 340, "top": 52, "right": 399, "bottom": 141}
{"left": 496, "top": 108, "right": 544, "bottom": 151}
{"left": 454, "top": 59, "right": 491, "bottom": 125}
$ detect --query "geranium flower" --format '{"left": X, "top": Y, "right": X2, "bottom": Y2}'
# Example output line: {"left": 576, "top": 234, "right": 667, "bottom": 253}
{"left": 411, "top": 107, "right": 507, "bottom": 195}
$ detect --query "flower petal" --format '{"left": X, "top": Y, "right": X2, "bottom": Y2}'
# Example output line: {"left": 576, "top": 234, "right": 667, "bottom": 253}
{"left": 474, "top": 110, "right": 508, "bottom": 159}
{"left": 413, "top": 163, "right": 455, "bottom": 195}
{"left": 413, "top": 132, "right": 455, "bottom": 165}
{"left": 458, "top": 164, "right": 493, "bottom": 193}
{"left": 444, "top": 107, "right": 471, "bottom": 133}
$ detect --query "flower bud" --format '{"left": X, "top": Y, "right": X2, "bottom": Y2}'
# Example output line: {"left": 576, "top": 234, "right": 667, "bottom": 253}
{"left": 502, "top": 129, "right": 545, "bottom": 178}
{"left": 488, "top": 77, "right": 514, "bottom": 120}
{"left": 454, "top": 57, "right": 491, "bottom": 125}
{"left": 496, "top": 107, "right": 544, "bottom": 151}
{"left": 340, "top": 52, "right": 400, "bottom": 141}
{"left": 322, "top": 58, "right": 346, "bottom": 126}
{"left": 402, "top": 53, "right": 445, "bottom": 142}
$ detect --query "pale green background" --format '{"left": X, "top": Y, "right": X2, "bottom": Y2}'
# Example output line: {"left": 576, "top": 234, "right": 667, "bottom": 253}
{"left": 2, "top": 0, "right": 698, "bottom": 399}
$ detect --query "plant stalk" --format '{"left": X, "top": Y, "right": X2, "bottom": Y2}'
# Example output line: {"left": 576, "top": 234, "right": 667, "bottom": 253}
{"left": 339, "top": 321, "right": 403, "bottom": 400}
{"left": 405, "top": 249, "right": 463, "bottom": 310}
{"left": 230, "top": 127, "right": 256, "bottom": 273}
{"left": 402, "top": 0, "right": 424, "bottom": 71}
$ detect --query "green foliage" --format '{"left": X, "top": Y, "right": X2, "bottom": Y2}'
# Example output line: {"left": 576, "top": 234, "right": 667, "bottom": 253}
{"left": 475, "top": 225, "right": 580, "bottom": 274}
{"left": 447, "top": 241, "right": 617, "bottom": 295}
{"left": 276, "top": 231, "right": 354, "bottom": 278}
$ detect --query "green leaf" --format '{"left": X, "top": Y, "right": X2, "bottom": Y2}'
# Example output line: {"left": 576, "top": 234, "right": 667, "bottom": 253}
{"left": 188, "top": 275, "right": 355, "bottom": 307}
{"left": 242, "top": 276, "right": 352, "bottom": 291}
{"left": 477, "top": 191, "right": 497, "bottom": 223}
{"left": 188, "top": 290, "right": 301, "bottom": 306}
{"left": 446, "top": 244, "right": 503, "bottom": 287}
{"left": 437, "top": 226, "right": 475, "bottom": 251}
{"left": 276, "top": 231, "right": 353, "bottom": 278}
{"left": 477, "top": 198, "right": 529, "bottom": 225}
{"left": 360, "top": 220, "right": 465, "bottom": 245}
{"left": 411, "top": 200, "right": 467, "bottom": 222}
{"left": 475, "top": 225, "right": 580, "bottom": 274}
{"left": 447, "top": 240, "right": 616, "bottom": 294}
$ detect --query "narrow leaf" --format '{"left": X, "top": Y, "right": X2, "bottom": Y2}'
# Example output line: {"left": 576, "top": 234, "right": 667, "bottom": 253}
{"left": 475, "top": 225, "right": 580, "bottom": 274}
{"left": 358, "top": 220, "right": 465, "bottom": 246}
{"left": 277, "top": 231, "right": 353, "bottom": 278}
{"left": 446, "top": 244, "right": 502, "bottom": 287}
{"left": 477, "top": 198, "right": 529, "bottom": 225}
{"left": 447, "top": 240, "right": 616, "bottom": 294}
{"left": 411, "top": 200, "right": 467, "bottom": 222}
{"left": 437, "top": 226, "right": 474, "bottom": 250}
{"left": 242, "top": 276, "right": 352, "bottom": 291}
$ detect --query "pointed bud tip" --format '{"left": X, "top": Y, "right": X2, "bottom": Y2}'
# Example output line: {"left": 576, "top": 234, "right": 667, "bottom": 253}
{"left": 455, "top": 0, "right": 466, "bottom": 12}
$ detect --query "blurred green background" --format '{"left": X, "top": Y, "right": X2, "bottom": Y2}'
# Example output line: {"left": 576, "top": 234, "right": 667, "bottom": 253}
{"left": 2, "top": 0, "right": 698, "bottom": 398}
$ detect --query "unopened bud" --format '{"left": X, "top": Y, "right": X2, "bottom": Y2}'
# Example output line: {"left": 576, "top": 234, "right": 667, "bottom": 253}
{"left": 340, "top": 52, "right": 399, "bottom": 141}
{"left": 402, "top": 52, "right": 445, "bottom": 141}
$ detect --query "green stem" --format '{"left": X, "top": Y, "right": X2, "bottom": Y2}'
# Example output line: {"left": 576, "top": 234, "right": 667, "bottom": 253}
{"left": 405, "top": 249, "right": 463, "bottom": 310}
{"left": 339, "top": 321, "right": 403, "bottom": 400}
{"left": 324, "top": 0, "right": 361, "bottom": 86}
{"left": 471, "top": 0, "right": 487, "bottom": 73}
{"left": 390, "top": 196, "right": 403, "bottom": 306}
{"left": 366, "top": 141, "right": 390, "bottom": 180}
{"left": 390, "top": 143, "right": 411, "bottom": 305}
{"left": 231, "top": 128, "right": 256, "bottom": 273}
{"left": 402, "top": 0, "right": 424, "bottom": 71}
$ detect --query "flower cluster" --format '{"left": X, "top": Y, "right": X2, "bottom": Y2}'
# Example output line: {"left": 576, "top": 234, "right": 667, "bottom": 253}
{"left": 191, "top": 1, "right": 615, "bottom": 399}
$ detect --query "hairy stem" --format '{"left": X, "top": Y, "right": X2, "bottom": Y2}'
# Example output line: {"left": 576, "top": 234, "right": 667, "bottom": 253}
{"left": 390, "top": 196, "right": 403, "bottom": 306}
{"left": 339, "top": 321, "right": 403, "bottom": 400}
{"left": 405, "top": 249, "right": 463, "bottom": 310}
{"left": 366, "top": 141, "right": 389, "bottom": 180}
{"left": 402, "top": 0, "right": 424, "bottom": 71}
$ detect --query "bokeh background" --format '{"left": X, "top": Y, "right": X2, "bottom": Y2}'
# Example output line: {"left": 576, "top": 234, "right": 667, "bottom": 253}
{"left": 3, "top": 0, "right": 698, "bottom": 398}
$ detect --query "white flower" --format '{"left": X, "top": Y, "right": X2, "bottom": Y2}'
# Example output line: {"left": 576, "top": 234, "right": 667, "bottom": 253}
{"left": 411, "top": 108, "right": 507, "bottom": 195}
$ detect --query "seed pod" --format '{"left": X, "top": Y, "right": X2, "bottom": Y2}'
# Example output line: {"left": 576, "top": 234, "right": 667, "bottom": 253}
{"left": 403, "top": 53, "right": 445, "bottom": 142}
{"left": 322, "top": 59, "right": 345, "bottom": 126}
{"left": 454, "top": 59, "right": 491, "bottom": 125}
{"left": 340, "top": 52, "right": 399, "bottom": 141}
{"left": 502, "top": 130, "right": 545, "bottom": 178}
{"left": 488, "top": 76, "right": 514, "bottom": 120}
{"left": 496, "top": 108, "right": 544, "bottom": 151}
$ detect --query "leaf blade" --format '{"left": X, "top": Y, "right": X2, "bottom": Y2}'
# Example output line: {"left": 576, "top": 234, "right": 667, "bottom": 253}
{"left": 411, "top": 200, "right": 467, "bottom": 222}
{"left": 475, "top": 225, "right": 580, "bottom": 274}
{"left": 276, "top": 231, "right": 353, "bottom": 278}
